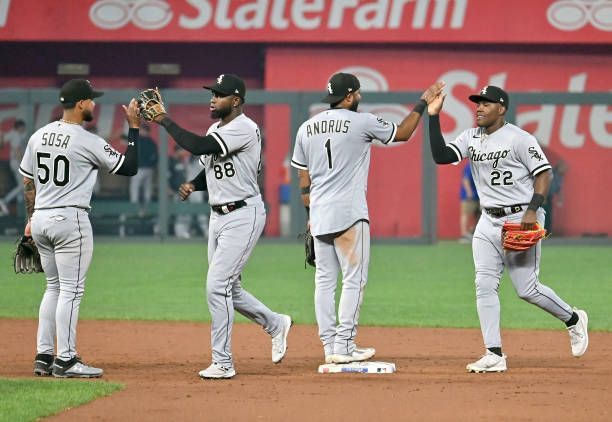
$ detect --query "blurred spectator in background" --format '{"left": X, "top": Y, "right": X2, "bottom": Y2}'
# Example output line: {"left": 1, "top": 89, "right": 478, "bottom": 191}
{"left": 0, "top": 119, "right": 28, "bottom": 214}
{"left": 459, "top": 162, "right": 480, "bottom": 243}
{"left": 129, "top": 123, "right": 157, "bottom": 215}
{"left": 171, "top": 147, "right": 208, "bottom": 239}
{"left": 543, "top": 159, "right": 568, "bottom": 234}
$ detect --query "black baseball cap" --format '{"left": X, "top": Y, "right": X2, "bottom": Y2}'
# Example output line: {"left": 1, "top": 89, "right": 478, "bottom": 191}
{"left": 59, "top": 79, "right": 104, "bottom": 104}
{"left": 322, "top": 73, "right": 361, "bottom": 104}
{"left": 203, "top": 74, "right": 246, "bottom": 99}
{"left": 469, "top": 85, "right": 509, "bottom": 109}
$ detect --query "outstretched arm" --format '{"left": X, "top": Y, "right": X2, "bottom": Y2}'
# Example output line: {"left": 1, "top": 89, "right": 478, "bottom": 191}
{"left": 427, "top": 94, "right": 459, "bottom": 164}
{"left": 157, "top": 117, "right": 223, "bottom": 156}
{"left": 394, "top": 81, "right": 445, "bottom": 141}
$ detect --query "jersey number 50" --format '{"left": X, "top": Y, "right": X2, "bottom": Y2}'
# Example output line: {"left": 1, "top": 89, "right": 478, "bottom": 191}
{"left": 37, "top": 152, "right": 70, "bottom": 186}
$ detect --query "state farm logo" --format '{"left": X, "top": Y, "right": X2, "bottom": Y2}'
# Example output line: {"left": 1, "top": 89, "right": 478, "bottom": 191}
{"left": 89, "top": 0, "right": 172, "bottom": 30}
{"left": 547, "top": 0, "right": 612, "bottom": 31}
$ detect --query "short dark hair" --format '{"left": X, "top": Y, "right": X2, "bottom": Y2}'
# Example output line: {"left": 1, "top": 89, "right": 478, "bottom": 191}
{"left": 62, "top": 102, "right": 77, "bottom": 110}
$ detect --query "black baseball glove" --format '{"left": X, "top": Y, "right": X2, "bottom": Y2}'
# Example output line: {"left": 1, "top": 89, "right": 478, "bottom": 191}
{"left": 14, "top": 235, "right": 43, "bottom": 274}
{"left": 299, "top": 228, "right": 315, "bottom": 268}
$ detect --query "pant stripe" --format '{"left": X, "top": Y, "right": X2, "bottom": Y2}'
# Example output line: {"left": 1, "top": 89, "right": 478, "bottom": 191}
{"left": 347, "top": 222, "right": 366, "bottom": 351}
{"left": 67, "top": 209, "right": 83, "bottom": 358}
{"left": 220, "top": 206, "right": 259, "bottom": 362}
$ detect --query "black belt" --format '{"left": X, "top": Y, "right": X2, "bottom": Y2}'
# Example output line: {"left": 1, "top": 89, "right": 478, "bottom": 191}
{"left": 211, "top": 200, "right": 247, "bottom": 215}
{"left": 484, "top": 204, "right": 527, "bottom": 218}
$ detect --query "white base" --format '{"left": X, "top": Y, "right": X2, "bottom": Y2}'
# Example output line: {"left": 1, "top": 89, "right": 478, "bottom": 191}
{"left": 318, "top": 361, "right": 396, "bottom": 374}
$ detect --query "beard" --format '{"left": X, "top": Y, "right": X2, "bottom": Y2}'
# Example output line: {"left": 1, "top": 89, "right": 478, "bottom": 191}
{"left": 82, "top": 109, "right": 94, "bottom": 122}
{"left": 210, "top": 106, "right": 231, "bottom": 119}
{"left": 349, "top": 100, "right": 359, "bottom": 112}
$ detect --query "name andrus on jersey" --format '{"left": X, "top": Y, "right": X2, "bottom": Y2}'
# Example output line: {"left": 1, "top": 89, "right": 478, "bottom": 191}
{"left": 468, "top": 146, "right": 510, "bottom": 168}
{"left": 306, "top": 119, "right": 350, "bottom": 138}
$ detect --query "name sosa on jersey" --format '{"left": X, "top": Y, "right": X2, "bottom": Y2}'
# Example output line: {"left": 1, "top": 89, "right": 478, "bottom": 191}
{"left": 40, "top": 132, "right": 71, "bottom": 149}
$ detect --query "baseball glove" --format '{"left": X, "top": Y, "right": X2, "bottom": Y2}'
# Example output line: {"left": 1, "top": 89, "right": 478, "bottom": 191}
{"left": 138, "top": 87, "right": 166, "bottom": 122}
{"left": 14, "top": 235, "right": 43, "bottom": 274}
{"left": 299, "top": 228, "right": 315, "bottom": 268}
{"left": 502, "top": 222, "right": 547, "bottom": 251}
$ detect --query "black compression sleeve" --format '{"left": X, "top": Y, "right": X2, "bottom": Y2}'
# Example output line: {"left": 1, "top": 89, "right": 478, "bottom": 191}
{"left": 428, "top": 114, "right": 460, "bottom": 164}
{"left": 190, "top": 168, "right": 207, "bottom": 191}
{"left": 116, "top": 128, "right": 139, "bottom": 176}
{"left": 160, "top": 117, "right": 223, "bottom": 156}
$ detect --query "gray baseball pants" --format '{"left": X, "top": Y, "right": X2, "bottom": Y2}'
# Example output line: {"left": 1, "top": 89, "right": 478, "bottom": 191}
{"left": 313, "top": 220, "right": 370, "bottom": 356}
{"left": 473, "top": 209, "right": 573, "bottom": 349}
{"left": 206, "top": 196, "right": 284, "bottom": 367}
{"left": 31, "top": 207, "right": 93, "bottom": 360}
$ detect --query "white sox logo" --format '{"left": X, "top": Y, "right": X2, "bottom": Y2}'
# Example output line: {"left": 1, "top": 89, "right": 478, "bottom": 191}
{"left": 547, "top": 0, "right": 612, "bottom": 31}
{"left": 89, "top": 0, "right": 172, "bottom": 30}
{"left": 528, "top": 146, "right": 544, "bottom": 161}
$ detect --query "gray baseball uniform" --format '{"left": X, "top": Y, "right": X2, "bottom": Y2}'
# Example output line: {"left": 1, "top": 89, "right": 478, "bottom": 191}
{"left": 449, "top": 123, "right": 574, "bottom": 348}
{"left": 291, "top": 108, "right": 397, "bottom": 357}
{"left": 198, "top": 113, "right": 286, "bottom": 367}
{"left": 19, "top": 121, "right": 127, "bottom": 360}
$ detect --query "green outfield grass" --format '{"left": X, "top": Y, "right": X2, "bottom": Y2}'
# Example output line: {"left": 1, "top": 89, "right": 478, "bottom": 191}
{"left": 0, "top": 378, "right": 122, "bottom": 422}
{"left": 1, "top": 240, "right": 610, "bottom": 330}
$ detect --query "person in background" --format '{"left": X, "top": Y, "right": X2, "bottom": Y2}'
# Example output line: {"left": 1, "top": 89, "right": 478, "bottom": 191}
{"left": 129, "top": 123, "right": 157, "bottom": 216}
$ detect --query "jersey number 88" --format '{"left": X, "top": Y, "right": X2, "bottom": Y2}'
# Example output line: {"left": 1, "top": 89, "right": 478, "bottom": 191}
{"left": 213, "top": 162, "right": 235, "bottom": 179}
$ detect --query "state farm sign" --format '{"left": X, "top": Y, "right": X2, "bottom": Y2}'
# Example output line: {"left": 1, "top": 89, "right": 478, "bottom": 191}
{"left": 88, "top": 0, "right": 466, "bottom": 31}
{"left": 1, "top": 0, "right": 611, "bottom": 43}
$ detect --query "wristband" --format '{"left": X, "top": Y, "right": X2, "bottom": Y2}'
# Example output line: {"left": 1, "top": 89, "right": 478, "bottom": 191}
{"left": 527, "top": 193, "right": 545, "bottom": 211}
{"left": 305, "top": 206, "right": 310, "bottom": 217}
{"left": 301, "top": 186, "right": 311, "bottom": 195}
{"left": 413, "top": 99, "right": 427, "bottom": 115}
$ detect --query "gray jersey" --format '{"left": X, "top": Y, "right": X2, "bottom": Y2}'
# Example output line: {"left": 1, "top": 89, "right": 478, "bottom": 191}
{"left": 19, "top": 121, "right": 124, "bottom": 209}
{"left": 448, "top": 123, "right": 551, "bottom": 209}
{"left": 291, "top": 108, "right": 397, "bottom": 236}
{"left": 198, "top": 114, "right": 262, "bottom": 206}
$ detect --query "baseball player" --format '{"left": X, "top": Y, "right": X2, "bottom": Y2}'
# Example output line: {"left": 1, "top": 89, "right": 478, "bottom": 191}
{"left": 148, "top": 74, "right": 292, "bottom": 379}
{"left": 427, "top": 85, "right": 589, "bottom": 373}
{"left": 21, "top": 79, "right": 141, "bottom": 378}
{"left": 291, "top": 73, "right": 444, "bottom": 364}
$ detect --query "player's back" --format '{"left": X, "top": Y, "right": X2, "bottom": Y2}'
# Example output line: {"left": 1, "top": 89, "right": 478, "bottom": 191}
{"left": 21, "top": 121, "right": 122, "bottom": 210}
{"left": 295, "top": 109, "right": 377, "bottom": 235}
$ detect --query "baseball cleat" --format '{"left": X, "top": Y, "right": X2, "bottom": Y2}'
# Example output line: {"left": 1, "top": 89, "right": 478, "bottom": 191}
{"left": 33, "top": 353, "right": 54, "bottom": 376}
{"left": 328, "top": 346, "right": 376, "bottom": 364}
{"left": 199, "top": 362, "right": 236, "bottom": 379}
{"left": 466, "top": 351, "right": 507, "bottom": 373}
{"left": 52, "top": 357, "right": 103, "bottom": 378}
{"left": 272, "top": 314, "right": 293, "bottom": 364}
{"left": 567, "top": 308, "right": 589, "bottom": 357}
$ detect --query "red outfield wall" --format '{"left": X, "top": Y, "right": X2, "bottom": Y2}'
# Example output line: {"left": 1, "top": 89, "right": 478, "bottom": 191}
{"left": 264, "top": 47, "right": 612, "bottom": 238}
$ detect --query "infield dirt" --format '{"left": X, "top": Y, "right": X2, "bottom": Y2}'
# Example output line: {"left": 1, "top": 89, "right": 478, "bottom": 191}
{"left": 2, "top": 319, "right": 611, "bottom": 421}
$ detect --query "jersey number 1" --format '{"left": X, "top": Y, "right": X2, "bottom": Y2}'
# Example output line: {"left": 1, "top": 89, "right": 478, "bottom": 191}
{"left": 37, "top": 152, "right": 70, "bottom": 186}
{"left": 325, "top": 138, "right": 332, "bottom": 169}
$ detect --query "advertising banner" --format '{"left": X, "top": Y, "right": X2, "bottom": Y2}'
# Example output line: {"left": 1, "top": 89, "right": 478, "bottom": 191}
{"left": 1, "top": 0, "right": 611, "bottom": 44}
